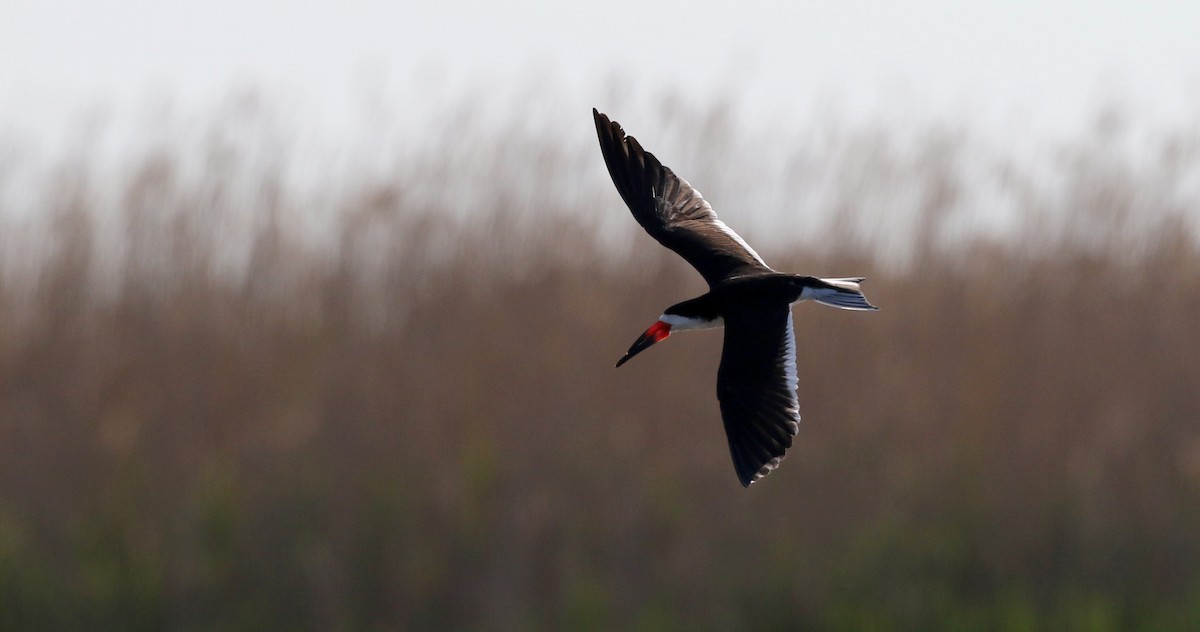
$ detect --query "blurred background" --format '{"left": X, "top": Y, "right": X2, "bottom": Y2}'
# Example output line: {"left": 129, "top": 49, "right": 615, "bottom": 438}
{"left": 3, "top": 1, "right": 1200, "bottom": 629}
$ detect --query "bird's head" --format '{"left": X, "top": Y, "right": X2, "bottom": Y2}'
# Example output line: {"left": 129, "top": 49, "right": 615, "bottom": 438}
{"left": 615, "top": 307, "right": 722, "bottom": 367}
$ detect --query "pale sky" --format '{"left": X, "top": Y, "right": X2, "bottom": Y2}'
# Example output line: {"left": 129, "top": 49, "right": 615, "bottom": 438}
{"left": 3, "top": 0, "right": 1199, "bottom": 144}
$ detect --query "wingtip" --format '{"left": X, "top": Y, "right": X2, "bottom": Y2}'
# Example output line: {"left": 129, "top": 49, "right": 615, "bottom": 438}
{"left": 593, "top": 108, "right": 612, "bottom": 129}
{"left": 593, "top": 109, "right": 623, "bottom": 148}
{"left": 735, "top": 455, "right": 785, "bottom": 488}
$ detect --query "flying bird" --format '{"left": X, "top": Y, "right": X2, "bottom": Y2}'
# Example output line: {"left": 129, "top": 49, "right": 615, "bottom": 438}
{"left": 595, "top": 109, "right": 878, "bottom": 487}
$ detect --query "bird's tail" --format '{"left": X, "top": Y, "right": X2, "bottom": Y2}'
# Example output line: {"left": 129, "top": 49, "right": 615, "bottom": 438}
{"left": 809, "top": 277, "right": 879, "bottom": 311}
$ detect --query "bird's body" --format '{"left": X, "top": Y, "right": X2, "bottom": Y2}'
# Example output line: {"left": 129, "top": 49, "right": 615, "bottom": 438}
{"left": 595, "top": 109, "right": 877, "bottom": 487}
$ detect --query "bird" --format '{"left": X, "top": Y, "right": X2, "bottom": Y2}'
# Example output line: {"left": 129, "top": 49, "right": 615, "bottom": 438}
{"left": 594, "top": 108, "right": 878, "bottom": 487}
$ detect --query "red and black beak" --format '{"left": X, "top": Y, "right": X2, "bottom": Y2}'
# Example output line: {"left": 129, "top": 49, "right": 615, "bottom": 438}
{"left": 615, "top": 320, "right": 672, "bottom": 367}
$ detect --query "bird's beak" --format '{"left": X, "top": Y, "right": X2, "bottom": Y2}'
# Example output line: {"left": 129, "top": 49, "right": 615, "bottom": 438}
{"left": 616, "top": 320, "right": 671, "bottom": 367}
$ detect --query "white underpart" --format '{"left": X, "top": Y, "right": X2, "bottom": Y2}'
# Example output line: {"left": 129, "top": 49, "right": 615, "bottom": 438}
{"left": 782, "top": 312, "right": 800, "bottom": 435}
{"left": 711, "top": 217, "right": 768, "bottom": 266}
{"left": 660, "top": 313, "right": 723, "bottom": 330}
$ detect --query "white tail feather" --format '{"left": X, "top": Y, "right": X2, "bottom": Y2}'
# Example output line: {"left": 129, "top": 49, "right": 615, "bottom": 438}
{"left": 821, "top": 277, "right": 866, "bottom": 291}
{"left": 803, "top": 277, "right": 878, "bottom": 311}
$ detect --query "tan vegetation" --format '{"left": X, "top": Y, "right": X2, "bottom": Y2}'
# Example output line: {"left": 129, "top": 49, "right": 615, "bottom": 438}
{"left": 1, "top": 97, "right": 1198, "bottom": 629}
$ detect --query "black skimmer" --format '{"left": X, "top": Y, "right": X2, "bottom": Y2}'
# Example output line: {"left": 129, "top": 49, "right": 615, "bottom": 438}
{"left": 595, "top": 109, "right": 878, "bottom": 487}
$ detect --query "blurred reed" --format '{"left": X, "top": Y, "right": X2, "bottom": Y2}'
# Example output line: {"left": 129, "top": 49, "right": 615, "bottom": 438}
{"left": 0, "top": 93, "right": 1198, "bottom": 630}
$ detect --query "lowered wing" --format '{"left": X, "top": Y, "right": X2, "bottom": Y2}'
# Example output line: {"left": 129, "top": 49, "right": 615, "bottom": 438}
{"left": 716, "top": 308, "right": 801, "bottom": 486}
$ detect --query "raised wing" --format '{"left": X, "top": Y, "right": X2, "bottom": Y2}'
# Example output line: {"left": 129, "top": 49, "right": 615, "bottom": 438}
{"left": 594, "top": 109, "right": 771, "bottom": 287}
{"left": 716, "top": 308, "right": 801, "bottom": 486}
